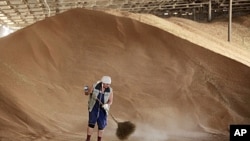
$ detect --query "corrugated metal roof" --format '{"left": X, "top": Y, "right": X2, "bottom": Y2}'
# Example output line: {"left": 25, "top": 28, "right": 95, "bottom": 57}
{"left": 0, "top": 0, "right": 249, "bottom": 29}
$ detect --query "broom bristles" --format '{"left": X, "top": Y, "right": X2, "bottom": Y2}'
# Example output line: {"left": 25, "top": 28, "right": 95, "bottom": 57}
{"left": 116, "top": 121, "right": 136, "bottom": 140}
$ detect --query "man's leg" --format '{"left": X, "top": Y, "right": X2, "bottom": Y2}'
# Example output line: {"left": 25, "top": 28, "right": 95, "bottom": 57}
{"left": 86, "top": 124, "right": 95, "bottom": 141}
{"left": 97, "top": 109, "right": 107, "bottom": 141}
{"left": 97, "top": 129, "right": 104, "bottom": 141}
{"left": 87, "top": 109, "right": 97, "bottom": 141}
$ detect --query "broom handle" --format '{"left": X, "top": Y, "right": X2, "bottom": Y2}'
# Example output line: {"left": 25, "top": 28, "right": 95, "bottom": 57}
{"left": 96, "top": 98, "right": 118, "bottom": 123}
{"left": 109, "top": 113, "right": 118, "bottom": 123}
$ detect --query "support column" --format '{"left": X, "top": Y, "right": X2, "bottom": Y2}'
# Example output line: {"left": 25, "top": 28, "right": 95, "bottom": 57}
{"left": 228, "top": 0, "right": 232, "bottom": 42}
{"left": 208, "top": 0, "right": 212, "bottom": 22}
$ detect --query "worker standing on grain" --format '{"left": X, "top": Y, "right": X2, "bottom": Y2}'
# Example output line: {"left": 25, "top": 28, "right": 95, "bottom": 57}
{"left": 84, "top": 76, "right": 113, "bottom": 141}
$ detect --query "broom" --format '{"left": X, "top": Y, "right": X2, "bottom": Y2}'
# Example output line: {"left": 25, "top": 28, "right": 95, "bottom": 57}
{"left": 96, "top": 98, "right": 136, "bottom": 140}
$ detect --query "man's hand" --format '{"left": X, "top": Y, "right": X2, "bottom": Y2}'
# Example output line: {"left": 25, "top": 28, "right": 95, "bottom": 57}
{"left": 84, "top": 86, "right": 89, "bottom": 95}
{"left": 102, "top": 104, "right": 109, "bottom": 111}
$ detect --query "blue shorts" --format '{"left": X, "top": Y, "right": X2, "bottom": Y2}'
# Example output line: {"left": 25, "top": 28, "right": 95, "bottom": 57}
{"left": 88, "top": 106, "right": 107, "bottom": 130}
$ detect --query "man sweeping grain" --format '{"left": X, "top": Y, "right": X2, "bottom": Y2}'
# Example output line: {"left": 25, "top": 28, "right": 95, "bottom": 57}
{"left": 84, "top": 76, "right": 113, "bottom": 141}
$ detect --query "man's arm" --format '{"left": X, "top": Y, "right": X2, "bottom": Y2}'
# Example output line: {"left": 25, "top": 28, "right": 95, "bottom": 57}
{"left": 102, "top": 91, "right": 113, "bottom": 111}
{"left": 107, "top": 91, "right": 113, "bottom": 106}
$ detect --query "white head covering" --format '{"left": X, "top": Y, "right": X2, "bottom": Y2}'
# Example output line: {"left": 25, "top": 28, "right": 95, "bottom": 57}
{"left": 101, "top": 76, "right": 111, "bottom": 84}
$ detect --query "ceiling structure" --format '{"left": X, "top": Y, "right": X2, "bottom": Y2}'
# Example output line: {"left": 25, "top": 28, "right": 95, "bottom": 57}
{"left": 0, "top": 0, "right": 250, "bottom": 30}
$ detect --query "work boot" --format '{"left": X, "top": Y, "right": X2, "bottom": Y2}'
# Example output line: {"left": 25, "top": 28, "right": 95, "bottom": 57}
{"left": 86, "top": 135, "right": 91, "bottom": 141}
